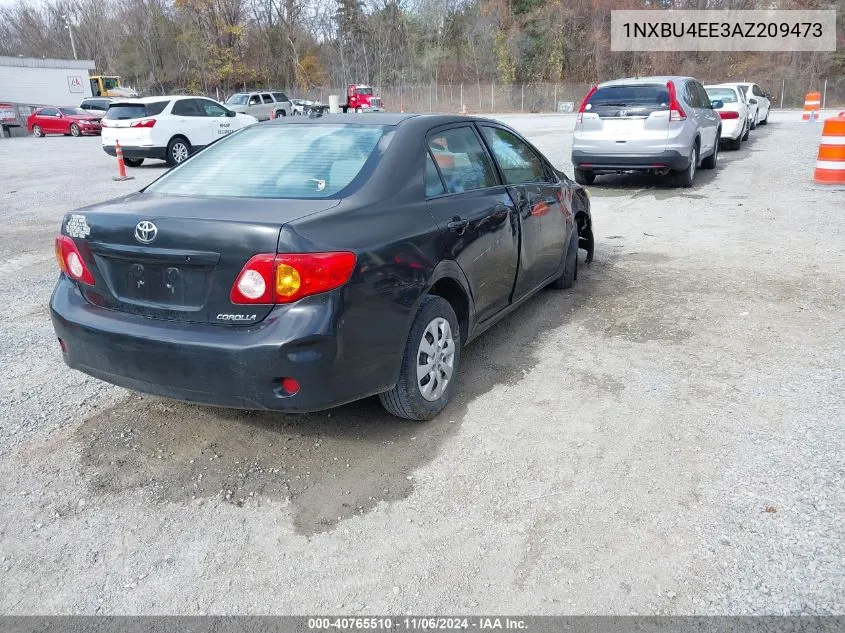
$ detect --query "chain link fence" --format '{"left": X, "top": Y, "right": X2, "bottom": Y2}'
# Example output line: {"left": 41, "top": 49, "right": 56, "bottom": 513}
{"left": 294, "top": 79, "right": 844, "bottom": 114}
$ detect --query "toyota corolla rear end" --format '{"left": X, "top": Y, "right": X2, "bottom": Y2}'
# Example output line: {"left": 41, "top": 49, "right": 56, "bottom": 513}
{"left": 51, "top": 122, "right": 393, "bottom": 412}
{"left": 572, "top": 79, "right": 692, "bottom": 174}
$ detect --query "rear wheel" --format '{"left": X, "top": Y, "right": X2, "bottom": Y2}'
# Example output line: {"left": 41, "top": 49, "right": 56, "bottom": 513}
{"left": 674, "top": 145, "right": 697, "bottom": 187}
{"left": 124, "top": 157, "right": 144, "bottom": 168}
{"left": 741, "top": 121, "right": 750, "bottom": 141}
{"left": 274, "top": 109, "right": 286, "bottom": 118}
{"left": 750, "top": 115, "right": 757, "bottom": 130}
{"left": 166, "top": 137, "right": 191, "bottom": 167}
{"left": 760, "top": 109, "right": 768, "bottom": 125}
{"left": 550, "top": 229, "right": 579, "bottom": 290}
{"left": 379, "top": 295, "right": 461, "bottom": 421}
{"left": 728, "top": 135, "right": 742, "bottom": 150}
{"left": 69, "top": 124, "right": 81, "bottom": 137}
{"left": 701, "top": 135, "right": 719, "bottom": 169}
{"left": 32, "top": 125, "right": 43, "bottom": 137}
{"left": 355, "top": 107, "right": 363, "bottom": 113}
{"left": 574, "top": 168, "right": 595, "bottom": 185}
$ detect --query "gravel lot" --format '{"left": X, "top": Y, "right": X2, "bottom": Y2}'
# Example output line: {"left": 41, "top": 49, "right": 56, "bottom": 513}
{"left": 1, "top": 110, "right": 843, "bottom": 615}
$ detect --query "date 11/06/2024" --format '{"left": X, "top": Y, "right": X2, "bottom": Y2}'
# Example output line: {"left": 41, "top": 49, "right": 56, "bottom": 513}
{"left": 308, "top": 617, "right": 528, "bottom": 630}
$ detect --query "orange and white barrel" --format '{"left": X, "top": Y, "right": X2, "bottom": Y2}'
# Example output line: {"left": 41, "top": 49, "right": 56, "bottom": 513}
{"left": 802, "top": 91, "right": 822, "bottom": 121}
{"left": 813, "top": 112, "right": 845, "bottom": 185}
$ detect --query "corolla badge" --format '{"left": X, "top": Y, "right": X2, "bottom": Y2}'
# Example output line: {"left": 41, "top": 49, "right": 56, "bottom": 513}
{"left": 135, "top": 221, "right": 158, "bottom": 244}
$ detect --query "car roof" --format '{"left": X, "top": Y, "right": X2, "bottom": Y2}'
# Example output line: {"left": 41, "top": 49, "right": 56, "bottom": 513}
{"left": 110, "top": 95, "right": 200, "bottom": 104}
{"left": 598, "top": 76, "right": 694, "bottom": 88}
{"left": 262, "top": 113, "right": 507, "bottom": 128}
{"left": 705, "top": 85, "right": 739, "bottom": 91}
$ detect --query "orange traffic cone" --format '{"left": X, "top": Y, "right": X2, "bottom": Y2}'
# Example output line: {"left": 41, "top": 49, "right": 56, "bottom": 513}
{"left": 813, "top": 112, "right": 845, "bottom": 186}
{"left": 112, "top": 140, "right": 134, "bottom": 181}
{"left": 802, "top": 92, "right": 821, "bottom": 121}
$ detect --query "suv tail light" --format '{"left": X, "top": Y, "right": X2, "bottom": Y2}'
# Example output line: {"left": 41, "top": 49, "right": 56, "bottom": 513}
{"left": 576, "top": 85, "right": 598, "bottom": 124}
{"left": 718, "top": 111, "right": 739, "bottom": 119}
{"left": 231, "top": 252, "right": 356, "bottom": 305}
{"left": 667, "top": 82, "right": 686, "bottom": 121}
{"left": 130, "top": 118, "right": 156, "bottom": 128}
{"left": 55, "top": 235, "right": 95, "bottom": 285}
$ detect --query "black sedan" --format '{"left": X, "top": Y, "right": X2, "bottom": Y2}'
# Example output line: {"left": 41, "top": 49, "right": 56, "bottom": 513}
{"left": 50, "top": 114, "right": 594, "bottom": 420}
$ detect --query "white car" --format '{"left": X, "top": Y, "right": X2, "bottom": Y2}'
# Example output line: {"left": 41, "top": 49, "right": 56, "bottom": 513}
{"left": 100, "top": 96, "right": 257, "bottom": 167}
{"left": 721, "top": 82, "right": 771, "bottom": 129}
{"left": 705, "top": 84, "right": 750, "bottom": 150}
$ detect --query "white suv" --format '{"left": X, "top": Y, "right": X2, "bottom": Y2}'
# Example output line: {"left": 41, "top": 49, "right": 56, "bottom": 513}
{"left": 101, "top": 96, "right": 257, "bottom": 167}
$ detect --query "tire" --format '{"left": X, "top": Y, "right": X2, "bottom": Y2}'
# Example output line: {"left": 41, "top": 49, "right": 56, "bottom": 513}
{"left": 701, "top": 134, "right": 719, "bottom": 169}
{"left": 166, "top": 136, "right": 191, "bottom": 167}
{"left": 574, "top": 168, "right": 595, "bottom": 186}
{"left": 379, "top": 295, "right": 461, "bottom": 421}
{"left": 759, "top": 109, "right": 768, "bottom": 125}
{"left": 355, "top": 107, "right": 363, "bottom": 114}
{"left": 123, "top": 157, "right": 144, "bottom": 168}
{"left": 550, "top": 229, "right": 579, "bottom": 290}
{"left": 741, "top": 122, "right": 750, "bottom": 141}
{"left": 729, "top": 135, "right": 742, "bottom": 150}
{"left": 750, "top": 115, "right": 757, "bottom": 131}
{"left": 32, "top": 125, "right": 43, "bottom": 137}
{"left": 70, "top": 124, "right": 81, "bottom": 137}
{"left": 274, "top": 109, "right": 286, "bottom": 118}
{"left": 673, "top": 145, "right": 697, "bottom": 187}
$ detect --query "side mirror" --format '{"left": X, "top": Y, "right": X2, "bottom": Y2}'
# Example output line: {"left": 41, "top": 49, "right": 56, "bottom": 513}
{"left": 710, "top": 99, "right": 724, "bottom": 109}
{"left": 749, "top": 98, "right": 758, "bottom": 105}
{"left": 226, "top": 110, "right": 236, "bottom": 117}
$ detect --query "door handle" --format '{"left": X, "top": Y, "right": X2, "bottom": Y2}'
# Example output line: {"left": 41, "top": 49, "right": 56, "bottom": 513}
{"left": 447, "top": 217, "right": 469, "bottom": 232}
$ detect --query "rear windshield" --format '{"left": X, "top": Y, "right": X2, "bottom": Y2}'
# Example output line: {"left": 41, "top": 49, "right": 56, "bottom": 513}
{"left": 104, "top": 101, "right": 168, "bottom": 120}
{"left": 226, "top": 94, "right": 249, "bottom": 105}
{"left": 705, "top": 88, "right": 739, "bottom": 103}
{"left": 146, "top": 124, "right": 392, "bottom": 199}
{"left": 586, "top": 84, "right": 670, "bottom": 110}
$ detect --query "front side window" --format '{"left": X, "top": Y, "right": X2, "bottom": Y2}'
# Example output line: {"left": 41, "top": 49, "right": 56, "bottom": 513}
{"left": 425, "top": 152, "right": 445, "bottom": 197}
{"left": 102, "top": 77, "right": 118, "bottom": 90}
{"left": 146, "top": 124, "right": 391, "bottom": 199}
{"left": 197, "top": 99, "right": 228, "bottom": 117}
{"left": 480, "top": 126, "right": 547, "bottom": 185}
{"left": 248, "top": 94, "right": 261, "bottom": 105}
{"left": 226, "top": 94, "right": 248, "bottom": 105}
{"left": 427, "top": 127, "right": 497, "bottom": 194}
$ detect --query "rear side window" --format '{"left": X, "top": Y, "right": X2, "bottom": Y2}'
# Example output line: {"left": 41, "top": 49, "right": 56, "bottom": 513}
{"left": 172, "top": 99, "right": 203, "bottom": 116}
{"left": 695, "top": 82, "right": 711, "bottom": 107}
{"left": 146, "top": 124, "right": 391, "bottom": 199}
{"left": 261, "top": 94, "right": 273, "bottom": 104}
{"left": 105, "top": 101, "right": 168, "bottom": 120}
{"left": 480, "top": 126, "right": 547, "bottom": 185}
{"left": 425, "top": 153, "right": 445, "bottom": 197}
{"left": 272, "top": 92, "right": 289, "bottom": 102}
{"left": 427, "top": 127, "right": 497, "bottom": 194}
{"left": 40, "top": 107, "right": 58, "bottom": 116}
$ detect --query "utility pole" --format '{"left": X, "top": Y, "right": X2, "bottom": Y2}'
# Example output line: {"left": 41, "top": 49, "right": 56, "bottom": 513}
{"left": 63, "top": 15, "right": 78, "bottom": 60}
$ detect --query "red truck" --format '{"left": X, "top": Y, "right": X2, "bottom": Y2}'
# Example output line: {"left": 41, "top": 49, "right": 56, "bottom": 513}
{"left": 342, "top": 84, "right": 384, "bottom": 113}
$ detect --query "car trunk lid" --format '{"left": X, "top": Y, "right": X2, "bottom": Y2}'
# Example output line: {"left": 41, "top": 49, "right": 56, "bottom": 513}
{"left": 577, "top": 83, "right": 672, "bottom": 155}
{"left": 63, "top": 193, "right": 340, "bottom": 325}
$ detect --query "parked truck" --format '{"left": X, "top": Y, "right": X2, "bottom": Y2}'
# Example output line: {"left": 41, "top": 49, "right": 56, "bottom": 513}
{"left": 341, "top": 84, "right": 384, "bottom": 113}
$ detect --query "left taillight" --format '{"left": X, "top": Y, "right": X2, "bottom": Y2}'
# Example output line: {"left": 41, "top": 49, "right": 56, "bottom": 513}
{"left": 130, "top": 118, "right": 156, "bottom": 128}
{"left": 55, "top": 235, "right": 95, "bottom": 285}
{"left": 231, "top": 252, "right": 356, "bottom": 305}
{"left": 718, "top": 111, "right": 740, "bottom": 119}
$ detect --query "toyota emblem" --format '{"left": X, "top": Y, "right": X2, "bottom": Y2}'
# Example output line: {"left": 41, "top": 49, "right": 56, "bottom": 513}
{"left": 135, "top": 221, "right": 158, "bottom": 244}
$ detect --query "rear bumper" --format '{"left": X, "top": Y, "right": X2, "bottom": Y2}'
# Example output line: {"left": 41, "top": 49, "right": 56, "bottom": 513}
{"left": 719, "top": 119, "right": 744, "bottom": 140}
{"left": 572, "top": 149, "right": 690, "bottom": 172}
{"left": 103, "top": 145, "right": 166, "bottom": 160}
{"left": 50, "top": 276, "right": 393, "bottom": 412}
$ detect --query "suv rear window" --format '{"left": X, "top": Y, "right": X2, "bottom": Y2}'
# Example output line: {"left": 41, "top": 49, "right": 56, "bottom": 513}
{"left": 146, "top": 124, "right": 392, "bottom": 199}
{"left": 585, "top": 84, "right": 670, "bottom": 117}
{"left": 104, "top": 101, "right": 169, "bottom": 120}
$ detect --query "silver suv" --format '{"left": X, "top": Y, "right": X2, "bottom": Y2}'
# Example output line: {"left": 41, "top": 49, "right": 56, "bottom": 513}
{"left": 572, "top": 76, "right": 722, "bottom": 187}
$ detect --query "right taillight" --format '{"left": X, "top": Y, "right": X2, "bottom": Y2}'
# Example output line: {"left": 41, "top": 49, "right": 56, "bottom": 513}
{"left": 667, "top": 81, "right": 686, "bottom": 121}
{"left": 55, "top": 235, "right": 95, "bottom": 285}
{"left": 231, "top": 252, "right": 356, "bottom": 305}
{"left": 576, "top": 85, "right": 598, "bottom": 124}
{"left": 130, "top": 118, "right": 156, "bottom": 128}
{"left": 718, "top": 111, "right": 739, "bottom": 119}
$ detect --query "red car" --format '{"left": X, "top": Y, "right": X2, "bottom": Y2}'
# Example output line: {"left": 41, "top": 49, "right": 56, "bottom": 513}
{"left": 27, "top": 106, "right": 102, "bottom": 137}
